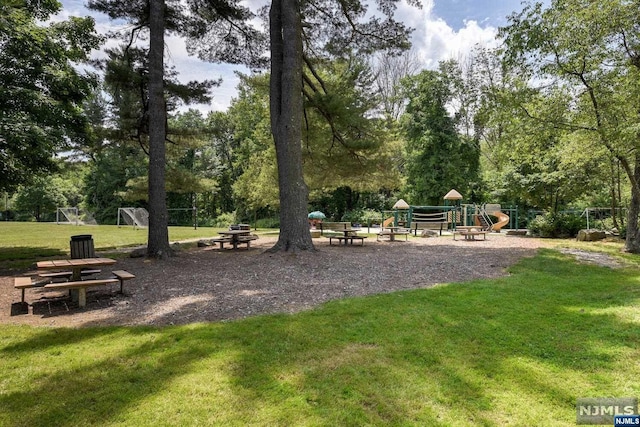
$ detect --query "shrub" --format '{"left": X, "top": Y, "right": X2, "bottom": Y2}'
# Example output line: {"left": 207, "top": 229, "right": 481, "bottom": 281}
{"left": 341, "top": 209, "right": 383, "bottom": 225}
{"left": 211, "top": 212, "right": 237, "bottom": 228}
{"left": 255, "top": 217, "right": 279, "bottom": 229}
{"left": 528, "top": 212, "right": 586, "bottom": 238}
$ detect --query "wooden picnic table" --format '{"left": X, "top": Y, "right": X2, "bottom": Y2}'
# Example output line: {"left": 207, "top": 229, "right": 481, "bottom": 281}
{"left": 35, "top": 257, "right": 120, "bottom": 307}
{"left": 218, "top": 230, "right": 252, "bottom": 250}
{"left": 37, "top": 257, "right": 117, "bottom": 281}
{"left": 328, "top": 229, "right": 367, "bottom": 246}
{"left": 453, "top": 230, "right": 487, "bottom": 241}
{"left": 379, "top": 226, "right": 410, "bottom": 242}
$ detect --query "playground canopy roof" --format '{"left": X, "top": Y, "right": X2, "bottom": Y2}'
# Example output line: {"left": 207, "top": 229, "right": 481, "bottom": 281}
{"left": 392, "top": 199, "right": 410, "bottom": 209}
{"left": 444, "top": 189, "right": 463, "bottom": 200}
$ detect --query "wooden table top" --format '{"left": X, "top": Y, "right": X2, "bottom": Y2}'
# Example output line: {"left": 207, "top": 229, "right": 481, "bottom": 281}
{"left": 218, "top": 230, "right": 251, "bottom": 235}
{"left": 37, "top": 257, "right": 117, "bottom": 269}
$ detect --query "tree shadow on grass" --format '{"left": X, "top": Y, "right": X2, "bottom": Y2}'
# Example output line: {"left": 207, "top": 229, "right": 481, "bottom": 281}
{"left": 0, "top": 247, "right": 67, "bottom": 273}
{"left": 1, "top": 249, "right": 639, "bottom": 425}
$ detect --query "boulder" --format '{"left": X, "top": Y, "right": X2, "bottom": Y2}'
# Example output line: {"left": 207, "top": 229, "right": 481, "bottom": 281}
{"left": 129, "top": 247, "right": 147, "bottom": 258}
{"left": 576, "top": 229, "right": 606, "bottom": 242}
{"left": 421, "top": 229, "right": 439, "bottom": 238}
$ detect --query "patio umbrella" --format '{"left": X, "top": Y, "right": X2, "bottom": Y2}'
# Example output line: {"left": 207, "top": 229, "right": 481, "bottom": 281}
{"left": 308, "top": 211, "right": 326, "bottom": 219}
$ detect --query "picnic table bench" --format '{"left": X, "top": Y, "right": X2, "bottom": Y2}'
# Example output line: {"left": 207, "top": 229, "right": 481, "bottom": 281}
{"left": 453, "top": 230, "right": 487, "bottom": 241}
{"left": 319, "top": 222, "right": 352, "bottom": 236}
{"left": 410, "top": 212, "right": 449, "bottom": 236}
{"left": 329, "top": 235, "right": 367, "bottom": 246}
{"left": 44, "top": 278, "right": 121, "bottom": 307}
{"left": 14, "top": 277, "right": 47, "bottom": 303}
{"left": 377, "top": 227, "right": 410, "bottom": 242}
{"left": 210, "top": 232, "right": 259, "bottom": 250}
{"left": 38, "top": 269, "right": 101, "bottom": 281}
{"left": 15, "top": 269, "right": 136, "bottom": 307}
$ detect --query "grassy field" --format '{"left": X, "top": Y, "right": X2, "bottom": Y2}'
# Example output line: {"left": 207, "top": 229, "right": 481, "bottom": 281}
{"left": 1, "top": 246, "right": 639, "bottom": 426}
{"left": 0, "top": 222, "right": 233, "bottom": 267}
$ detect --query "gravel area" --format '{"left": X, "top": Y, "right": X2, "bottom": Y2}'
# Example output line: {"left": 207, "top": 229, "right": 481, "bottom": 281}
{"left": 1, "top": 233, "right": 550, "bottom": 328}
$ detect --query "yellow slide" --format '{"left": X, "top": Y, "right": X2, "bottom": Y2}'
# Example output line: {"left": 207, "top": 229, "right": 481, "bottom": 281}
{"left": 383, "top": 217, "right": 395, "bottom": 227}
{"left": 490, "top": 211, "right": 510, "bottom": 231}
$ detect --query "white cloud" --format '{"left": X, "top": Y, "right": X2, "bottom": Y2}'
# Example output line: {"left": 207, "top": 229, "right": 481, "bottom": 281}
{"left": 59, "top": 0, "right": 503, "bottom": 114}
{"left": 397, "top": 0, "right": 499, "bottom": 71}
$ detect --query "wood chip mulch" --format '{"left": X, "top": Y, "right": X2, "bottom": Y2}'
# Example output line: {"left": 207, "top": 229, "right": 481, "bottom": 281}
{"left": 0, "top": 234, "right": 551, "bottom": 328}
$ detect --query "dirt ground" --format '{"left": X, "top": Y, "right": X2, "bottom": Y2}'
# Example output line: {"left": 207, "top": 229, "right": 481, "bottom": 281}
{"left": 1, "top": 233, "right": 552, "bottom": 328}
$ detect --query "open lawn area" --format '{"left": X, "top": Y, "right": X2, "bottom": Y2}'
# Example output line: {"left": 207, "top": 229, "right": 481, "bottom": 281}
{"left": 0, "top": 222, "right": 232, "bottom": 269}
{"left": 1, "top": 224, "right": 639, "bottom": 425}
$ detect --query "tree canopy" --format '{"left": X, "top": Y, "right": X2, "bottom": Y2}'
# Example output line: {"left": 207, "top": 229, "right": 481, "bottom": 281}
{"left": 499, "top": 0, "right": 640, "bottom": 251}
{"left": 0, "top": 0, "right": 101, "bottom": 192}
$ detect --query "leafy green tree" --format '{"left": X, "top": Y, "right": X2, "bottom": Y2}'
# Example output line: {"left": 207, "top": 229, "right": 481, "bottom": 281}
{"left": 14, "top": 177, "right": 67, "bottom": 221}
{"left": 0, "top": 0, "right": 101, "bottom": 192}
{"left": 302, "top": 58, "right": 403, "bottom": 193}
{"left": 88, "top": 0, "right": 263, "bottom": 257}
{"left": 402, "top": 70, "right": 480, "bottom": 205}
{"left": 84, "top": 146, "right": 148, "bottom": 224}
{"left": 267, "top": 0, "right": 417, "bottom": 252}
{"left": 227, "top": 68, "right": 403, "bottom": 221}
{"left": 500, "top": 0, "right": 640, "bottom": 251}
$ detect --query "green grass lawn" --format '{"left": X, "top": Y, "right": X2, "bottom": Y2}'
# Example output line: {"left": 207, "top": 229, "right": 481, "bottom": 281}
{"left": 1, "top": 248, "right": 639, "bottom": 426}
{"left": 0, "top": 222, "right": 233, "bottom": 267}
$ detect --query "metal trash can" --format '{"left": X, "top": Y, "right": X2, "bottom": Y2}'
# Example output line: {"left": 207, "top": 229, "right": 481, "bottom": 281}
{"left": 70, "top": 235, "right": 96, "bottom": 259}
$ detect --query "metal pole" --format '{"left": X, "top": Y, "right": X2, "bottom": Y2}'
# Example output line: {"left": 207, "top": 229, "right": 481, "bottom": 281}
{"left": 193, "top": 206, "right": 197, "bottom": 230}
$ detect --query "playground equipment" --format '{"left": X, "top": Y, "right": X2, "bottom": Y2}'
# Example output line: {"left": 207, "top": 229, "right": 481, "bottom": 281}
{"left": 117, "top": 207, "right": 149, "bottom": 229}
{"left": 484, "top": 204, "right": 510, "bottom": 231}
{"left": 469, "top": 204, "right": 510, "bottom": 232}
{"left": 491, "top": 211, "right": 511, "bottom": 231}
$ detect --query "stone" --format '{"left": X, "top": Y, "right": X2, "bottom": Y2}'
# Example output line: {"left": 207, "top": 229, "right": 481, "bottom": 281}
{"left": 576, "top": 229, "right": 606, "bottom": 242}
{"left": 129, "top": 247, "right": 147, "bottom": 258}
{"left": 421, "top": 229, "right": 439, "bottom": 238}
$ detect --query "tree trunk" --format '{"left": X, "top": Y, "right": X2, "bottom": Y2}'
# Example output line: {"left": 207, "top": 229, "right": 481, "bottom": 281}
{"left": 625, "top": 156, "right": 640, "bottom": 253}
{"left": 268, "top": 0, "right": 314, "bottom": 252}
{"left": 610, "top": 158, "right": 619, "bottom": 229}
{"left": 147, "top": 0, "right": 172, "bottom": 258}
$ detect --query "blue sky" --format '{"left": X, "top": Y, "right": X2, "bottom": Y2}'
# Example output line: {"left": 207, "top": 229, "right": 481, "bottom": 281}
{"left": 431, "top": 0, "right": 526, "bottom": 31}
{"left": 59, "top": 0, "right": 532, "bottom": 113}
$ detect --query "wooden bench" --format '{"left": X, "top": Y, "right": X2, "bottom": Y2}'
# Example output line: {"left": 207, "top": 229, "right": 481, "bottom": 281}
{"left": 112, "top": 270, "right": 136, "bottom": 293}
{"left": 453, "top": 230, "right": 487, "bottom": 241}
{"left": 236, "top": 234, "right": 259, "bottom": 248}
{"left": 377, "top": 229, "right": 410, "bottom": 241}
{"left": 41, "top": 270, "right": 136, "bottom": 308}
{"left": 319, "top": 222, "right": 352, "bottom": 236}
{"left": 329, "top": 235, "right": 367, "bottom": 246}
{"left": 44, "top": 278, "right": 120, "bottom": 308}
{"left": 410, "top": 212, "right": 449, "bottom": 236}
{"left": 14, "top": 277, "right": 49, "bottom": 303}
{"left": 38, "top": 269, "right": 101, "bottom": 281}
{"left": 209, "top": 237, "right": 233, "bottom": 249}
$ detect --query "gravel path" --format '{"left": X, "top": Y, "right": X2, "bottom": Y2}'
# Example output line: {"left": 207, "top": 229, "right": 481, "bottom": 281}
{"left": 1, "top": 233, "right": 550, "bottom": 327}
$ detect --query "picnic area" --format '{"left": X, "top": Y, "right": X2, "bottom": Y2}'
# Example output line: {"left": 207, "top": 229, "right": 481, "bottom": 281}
{"left": 2, "top": 225, "right": 639, "bottom": 426}
{"left": 2, "top": 233, "right": 548, "bottom": 327}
